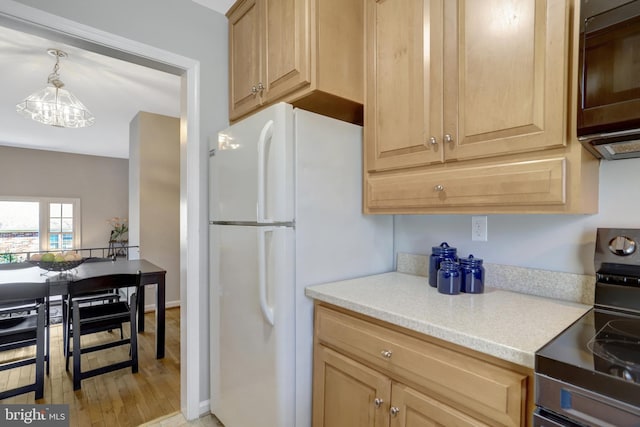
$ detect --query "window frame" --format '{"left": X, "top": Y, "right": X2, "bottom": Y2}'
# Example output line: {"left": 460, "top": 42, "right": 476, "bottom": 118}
{"left": 0, "top": 196, "right": 82, "bottom": 252}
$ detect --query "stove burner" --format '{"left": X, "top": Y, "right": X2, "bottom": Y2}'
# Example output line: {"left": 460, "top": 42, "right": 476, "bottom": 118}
{"left": 587, "top": 319, "right": 640, "bottom": 383}
{"left": 607, "top": 319, "right": 640, "bottom": 338}
{"left": 609, "top": 365, "right": 636, "bottom": 382}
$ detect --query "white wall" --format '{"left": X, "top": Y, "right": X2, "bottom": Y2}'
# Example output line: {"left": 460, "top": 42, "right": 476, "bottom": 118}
{"left": 0, "top": 146, "right": 129, "bottom": 249}
{"left": 6, "top": 0, "right": 229, "bottom": 407}
{"left": 394, "top": 158, "right": 640, "bottom": 276}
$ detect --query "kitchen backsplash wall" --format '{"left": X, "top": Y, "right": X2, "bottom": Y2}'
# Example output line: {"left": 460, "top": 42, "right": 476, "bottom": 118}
{"left": 394, "top": 158, "right": 640, "bottom": 276}
{"left": 396, "top": 253, "right": 594, "bottom": 305}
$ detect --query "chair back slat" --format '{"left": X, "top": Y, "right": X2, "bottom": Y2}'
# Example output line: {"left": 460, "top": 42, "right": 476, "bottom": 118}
{"left": 69, "top": 273, "right": 141, "bottom": 296}
{"left": 0, "top": 282, "right": 48, "bottom": 304}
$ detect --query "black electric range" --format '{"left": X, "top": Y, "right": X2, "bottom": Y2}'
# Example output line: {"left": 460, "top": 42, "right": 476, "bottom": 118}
{"left": 534, "top": 228, "right": 640, "bottom": 427}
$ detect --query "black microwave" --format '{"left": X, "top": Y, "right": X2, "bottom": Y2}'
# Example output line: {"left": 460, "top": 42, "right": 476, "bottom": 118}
{"left": 578, "top": 0, "right": 640, "bottom": 160}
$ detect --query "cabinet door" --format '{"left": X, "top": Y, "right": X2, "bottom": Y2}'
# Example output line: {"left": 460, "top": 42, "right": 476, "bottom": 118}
{"left": 365, "top": 0, "right": 444, "bottom": 173}
{"left": 389, "top": 383, "right": 490, "bottom": 427}
{"left": 229, "top": 0, "right": 263, "bottom": 120}
{"left": 263, "top": 0, "right": 311, "bottom": 102}
{"left": 313, "top": 345, "right": 390, "bottom": 427}
{"left": 444, "top": 0, "right": 568, "bottom": 161}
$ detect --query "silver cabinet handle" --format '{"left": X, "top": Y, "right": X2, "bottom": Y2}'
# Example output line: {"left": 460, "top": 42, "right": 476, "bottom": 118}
{"left": 390, "top": 407, "right": 400, "bottom": 417}
{"left": 251, "top": 85, "right": 259, "bottom": 94}
{"left": 444, "top": 134, "right": 453, "bottom": 144}
{"left": 257, "top": 82, "right": 265, "bottom": 91}
{"left": 374, "top": 397, "right": 384, "bottom": 408}
{"left": 381, "top": 349, "right": 392, "bottom": 359}
{"left": 434, "top": 184, "right": 444, "bottom": 192}
{"left": 427, "top": 136, "right": 438, "bottom": 146}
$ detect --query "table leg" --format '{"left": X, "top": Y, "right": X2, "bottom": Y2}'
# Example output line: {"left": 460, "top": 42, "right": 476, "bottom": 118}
{"left": 138, "top": 272, "right": 166, "bottom": 359}
{"left": 156, "top": 275, "right": 165, "bottom": 359}
{"left": 138, "top": 285, "right": 145, "bottom": 332}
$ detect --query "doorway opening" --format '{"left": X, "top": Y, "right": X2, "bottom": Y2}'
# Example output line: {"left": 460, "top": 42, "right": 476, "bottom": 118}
{"left": 0, "top": 4, "right": 203, "bottom": 420}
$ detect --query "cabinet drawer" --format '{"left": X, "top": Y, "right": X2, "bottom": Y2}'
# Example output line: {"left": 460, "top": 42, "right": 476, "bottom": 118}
{"left": 367, "top": 157, "right": 565, "bottom": 209}
{"left": 315, "top": 306, "right": 527, "bottom": 427}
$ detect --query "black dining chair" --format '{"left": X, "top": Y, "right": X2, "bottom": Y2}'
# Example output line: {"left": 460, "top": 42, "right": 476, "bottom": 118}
{"left": 0, "top": 262, "right": 51, "bottom": 376}
{"left": 61, "top": 257, "right": 123, "bottom": 362}
{"left": 0, "top": 281, "right": 48, "bottom": 400}
{"left": 66, "top": 272, "right": 141, "bottom": 390}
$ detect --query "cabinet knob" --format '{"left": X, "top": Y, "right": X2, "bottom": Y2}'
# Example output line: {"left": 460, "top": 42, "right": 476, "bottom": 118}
{"left": 374, "top": 397, "right": 384, "bottom": 408}
{"left": 257, "top": 82, "right": 265, "bottom": 91}
{"left": 380, "top": 349, "right": 393, "bottom": 359}
{"left": 390, "top": 407, "right": 400, "bottom": 417}
{"left": 434, "top": 184, "right": 445, "bottom": 192}
{"left": 427, "top": 136, "right": 438, "bottom": 146}
{"left": 444, "top": 134, "right": 454, "bottom": 144}
{"left": 251, "top": 85, "right": 259, "bottom": 94}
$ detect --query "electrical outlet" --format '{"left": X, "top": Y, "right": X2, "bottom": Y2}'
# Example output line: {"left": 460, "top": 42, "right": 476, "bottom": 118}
{"left": 471, "top": 216, "right": 488, "bottom": 241}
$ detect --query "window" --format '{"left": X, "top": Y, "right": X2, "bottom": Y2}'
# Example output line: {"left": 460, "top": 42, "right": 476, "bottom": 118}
{"left": 0, "top": 201, "right": 39, "bottom": 262}
{"left": 0, "top": 197, "right": 81, "bottom": 261}
{"left": 49, "top": 202, "right": 75, "bottom": 250}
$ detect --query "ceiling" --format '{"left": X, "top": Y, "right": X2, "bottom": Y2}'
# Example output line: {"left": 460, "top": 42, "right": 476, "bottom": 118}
{"left": 0, "top": 0, "right": 235, "bottom": 159}
{"left": 192, "top": 0, "right": 235, "bottom": 14}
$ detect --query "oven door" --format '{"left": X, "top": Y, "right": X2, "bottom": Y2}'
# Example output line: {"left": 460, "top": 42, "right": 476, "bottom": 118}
{"left": 578, "top": 0, "right": 640, "bottom": 138}
{"left": 536, "top": 374, "right": 640, "bottom": 427}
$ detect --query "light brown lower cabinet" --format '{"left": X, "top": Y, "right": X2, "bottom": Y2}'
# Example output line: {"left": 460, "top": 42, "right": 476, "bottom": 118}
{"left": 314, "top": 346, "right": 390, "bottom": 427}
{"left": 312, "top": 303, "right": 534, "bottom": 427}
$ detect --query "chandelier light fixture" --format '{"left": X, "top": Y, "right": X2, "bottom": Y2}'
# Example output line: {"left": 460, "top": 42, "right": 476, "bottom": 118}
{"left": 16, "top": 48, "right": 95, "bottom": 128}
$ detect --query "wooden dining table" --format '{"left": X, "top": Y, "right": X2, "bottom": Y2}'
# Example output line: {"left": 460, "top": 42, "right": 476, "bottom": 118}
{"left": 0, "top": 258, "right": 166, "bottom": 359}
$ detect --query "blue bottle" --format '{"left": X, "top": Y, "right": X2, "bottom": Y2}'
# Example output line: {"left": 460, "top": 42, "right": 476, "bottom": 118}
{"left": 460, "top": 254, "right": 484, "bottom": 293}
{"left": 437, "top": 260, "right": 461, "bottom": 295}
{"left": 429, "top": 242, "right": 458, "bottom": 287}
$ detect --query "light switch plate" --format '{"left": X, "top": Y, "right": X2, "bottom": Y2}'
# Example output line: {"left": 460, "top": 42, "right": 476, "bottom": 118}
{"left": 472, "top": 216, "right": 488, "bottom": 241}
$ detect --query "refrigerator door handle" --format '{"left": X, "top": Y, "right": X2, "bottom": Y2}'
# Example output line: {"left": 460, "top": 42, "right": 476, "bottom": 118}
{"left": 257, "top": 226, "right": 275, "bottom": 326}
{"left": 257, "top": 120, "right": 274, "bottom": 223}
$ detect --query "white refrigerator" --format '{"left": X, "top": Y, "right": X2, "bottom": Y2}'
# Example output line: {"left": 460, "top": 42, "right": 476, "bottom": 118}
{"left": 209, "top": 102, "right": 393, "bottom": 427}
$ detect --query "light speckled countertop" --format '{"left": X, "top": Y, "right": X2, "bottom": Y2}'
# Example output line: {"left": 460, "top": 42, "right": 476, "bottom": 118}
{"left": 305, "top": 272, "right": 591, "bottom": 368}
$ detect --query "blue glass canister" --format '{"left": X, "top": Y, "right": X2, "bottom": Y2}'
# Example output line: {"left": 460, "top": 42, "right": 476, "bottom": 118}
{"left": 429, "top": 242, "right": 458, "bottom": 287}
{"left": 437, "top": 260, "right": 461, "bottom": 295}
{"left": 460, "top": 254, "right": 485, "bottom": 293}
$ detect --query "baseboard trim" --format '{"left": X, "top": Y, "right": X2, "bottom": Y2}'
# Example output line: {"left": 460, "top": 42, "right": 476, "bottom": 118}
{"left": 199, "top": 399, "right": 211, "bottom": 417}
{"left": 139, "top": 411, "right": 181, "bottom": 426}
{"left": 144, "top": 300, "right": 180, "bottom": 313}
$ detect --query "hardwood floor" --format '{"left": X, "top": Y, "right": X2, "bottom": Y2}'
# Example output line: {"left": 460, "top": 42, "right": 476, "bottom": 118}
{"left": 0, "top": 308, "right": 182, "bottom": 427}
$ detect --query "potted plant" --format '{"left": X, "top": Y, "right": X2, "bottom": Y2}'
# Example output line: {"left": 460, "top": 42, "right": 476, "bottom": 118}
{"left": 107, "top": 217, "right": 128, "bottom": 257}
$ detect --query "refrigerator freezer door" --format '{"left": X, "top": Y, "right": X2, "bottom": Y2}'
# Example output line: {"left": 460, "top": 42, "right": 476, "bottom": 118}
{"left": 294, "top": 108, "right": 394, "bottom": 285}
{"left": 210, "top": 224, "right": 295, "bottom": 427}
{"left": 210, "top": 102, "right": 294, "bottom": 223}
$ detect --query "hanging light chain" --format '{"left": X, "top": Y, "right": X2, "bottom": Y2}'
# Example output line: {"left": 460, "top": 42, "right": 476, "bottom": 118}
{"left": 47, "top": 49, "right": 65, "bottom": 89}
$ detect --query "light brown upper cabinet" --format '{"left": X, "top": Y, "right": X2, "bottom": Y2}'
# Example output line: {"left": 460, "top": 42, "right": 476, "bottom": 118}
{"left": 227, "top": 0, "right": 364, "bottom": 124}
{"left": 228, "top": 0, "right": 262, "bottom": 119}
{"left": 366, "top": 0, "right": 568, "bottom": 172}
{"left": 364, "top": 0, "right": 600, "bottom": 214}
{"left": 365, "top": 0, "right": 444, "bottom": 170}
